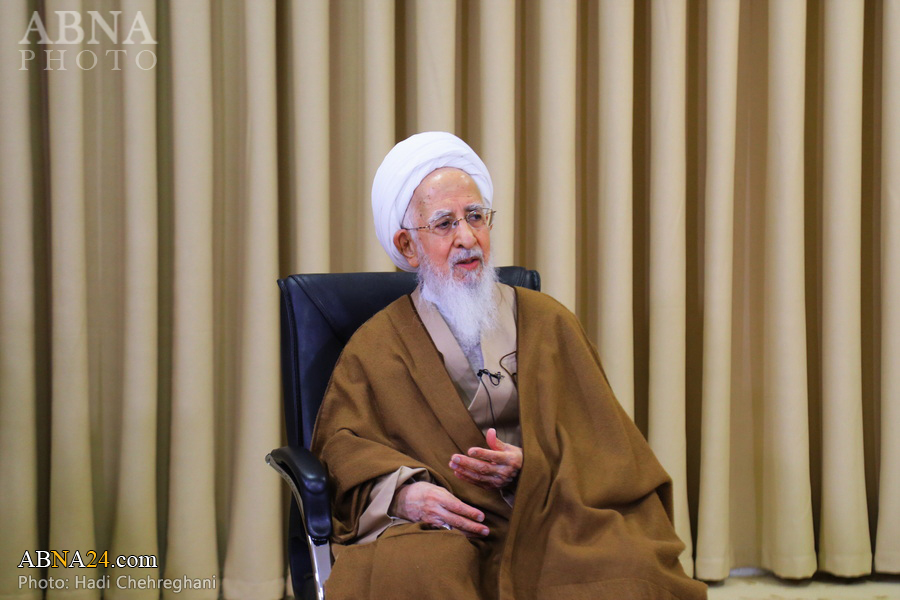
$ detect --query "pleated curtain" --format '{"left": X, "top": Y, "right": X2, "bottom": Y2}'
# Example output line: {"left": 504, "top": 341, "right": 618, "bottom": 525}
{"left": 1, "top": 1, "right": 899, "bottom": 599}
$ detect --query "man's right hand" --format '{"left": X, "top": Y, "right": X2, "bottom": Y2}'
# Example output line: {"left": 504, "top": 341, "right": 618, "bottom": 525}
{"left": 390, "top": 481, "right": 490, "bottom": 537}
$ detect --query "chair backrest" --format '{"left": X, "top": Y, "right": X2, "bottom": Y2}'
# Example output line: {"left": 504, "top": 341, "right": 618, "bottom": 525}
{"left": 277, "top": 267, "right": 541, "bottom": 449}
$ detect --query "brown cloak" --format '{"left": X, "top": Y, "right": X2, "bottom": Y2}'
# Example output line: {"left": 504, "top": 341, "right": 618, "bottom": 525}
{"left": 311, "top": 287, "right": 707, "bottom": 600}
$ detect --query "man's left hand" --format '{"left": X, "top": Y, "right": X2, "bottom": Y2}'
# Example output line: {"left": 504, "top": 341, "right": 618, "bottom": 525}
{"left": 449, "top": 428, "right": 522, "bottom": 490}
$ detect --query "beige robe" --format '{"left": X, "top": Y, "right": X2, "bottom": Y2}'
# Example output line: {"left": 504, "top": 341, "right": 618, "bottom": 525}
{"left": 311, "top": 286, "right": 707, "bottom": 600}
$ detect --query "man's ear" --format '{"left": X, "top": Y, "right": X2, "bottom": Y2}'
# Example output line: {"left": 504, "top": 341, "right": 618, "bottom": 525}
{"left": 393, "top": 229, "right": 420, "bottom": 268}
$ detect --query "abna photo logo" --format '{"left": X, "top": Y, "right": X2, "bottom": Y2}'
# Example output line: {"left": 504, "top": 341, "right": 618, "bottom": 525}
{"left": 19, "top": 11, "right": 157, "bottom": 71}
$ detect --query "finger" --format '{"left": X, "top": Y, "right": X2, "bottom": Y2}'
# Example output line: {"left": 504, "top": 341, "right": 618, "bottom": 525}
{"left": 450, "top": 459, "right": 519, "bottom": 479}
{"left": 460, "top": 529, "right": 486, "bottom": 539}
{"left": 464, "top": 448, "right": 510, "bottom": 464}
{"left": 441, "top": 496, "right": 486, "bottom": 524}
{"left": 438, "top": 507, "right": 490, "bottom": 537}
{"left": 452, "top": 459, "right": 512, "bottom": 480}
{"left": 439, "top": 497, "right": 489, "bottom": 535}
{"left": 452, "top": 454, "right": 508, "bottom": 474}
{"left": 465, "top": 444, "right": 523, "bottom": 470}
{"left": 450, "top": 459, "right": 511, "bottom": 483}
{"left": 409, "top": 485, "right": 490, "bottom": 535}
{"left": 445, "top": 514, "right": 490, "bottom": 536}
{"left": 485, "top": 428, "right": 505, "bottom": 452}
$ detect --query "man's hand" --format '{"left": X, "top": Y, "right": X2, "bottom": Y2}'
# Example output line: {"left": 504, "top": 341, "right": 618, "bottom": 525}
{"left": 449, "top": 428, "right": 522, "bottom": 491}
{"left": 390, "top": 481, "right": 490, "bottom": 537}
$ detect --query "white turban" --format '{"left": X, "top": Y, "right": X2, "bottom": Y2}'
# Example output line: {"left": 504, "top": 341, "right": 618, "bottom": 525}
{"left": 372, "top": 131, "right": 493, "bottom": 272}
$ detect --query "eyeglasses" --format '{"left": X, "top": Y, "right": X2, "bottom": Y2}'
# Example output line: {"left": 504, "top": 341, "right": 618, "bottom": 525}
{"left": 401, "top": 207, "right": 496, "bottom": 237}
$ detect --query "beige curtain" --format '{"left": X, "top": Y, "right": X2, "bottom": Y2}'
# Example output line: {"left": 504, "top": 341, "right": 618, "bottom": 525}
{"left": 1, "top": 1, "right": 898, "bottom": 598}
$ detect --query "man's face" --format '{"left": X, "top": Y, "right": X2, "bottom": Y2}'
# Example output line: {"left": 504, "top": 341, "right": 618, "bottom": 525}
{"left": 397, "top": 168, "right": 492, "bottom": 282}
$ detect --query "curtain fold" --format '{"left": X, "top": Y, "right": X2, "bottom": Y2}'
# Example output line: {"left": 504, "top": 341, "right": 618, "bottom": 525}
{"left": 530, "top": 0, "right": 577, "bottom": 312}
{"left": 818, "top": 0, "right": 871, "bottom": 578}
{"left": 361, "top": 0, "right": 397, "bottom": 272}
{"left": 594, "top": 0, "right": 636, "bottom": 419}
{"left": 763, "top": 0, "right": 817, "bottom": 578}
{"left": 105, "top": 1, "right": 160, "bottom": 597}
{"left": 164, "top": 2, "right": 218, "bottom": 598}
{"left": 220, "top": 3, "right": 283, "bottom": 600}
{"left": 0, "top": 0, "right": 40, "bottom": 597}
{"left": 44, "top": 1, "right": 100, "bottom": 597}
{"left": 471, "top": 0, "right": 516, "bottom": 268}
{"left": 695, "top": 0, "right": 740, "bottom": 582}
{"left": 876, "top": 0, "right": 900, "bottom": 575}
{"left": 412, "top": 0, "right": 456, "bottom": 132}
{"left": 3, "top": 2, "right": 900, "bottom": 598}
{"left": 648, "top": 0, "right": 693, "bottom": 576}
{"left": 289, "top": 0, "right": 330, "bottom": 275}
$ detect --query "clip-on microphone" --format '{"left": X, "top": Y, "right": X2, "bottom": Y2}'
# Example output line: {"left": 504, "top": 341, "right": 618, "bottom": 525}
{"left": 476, "top": 369, "right": 503, "bottom": 385}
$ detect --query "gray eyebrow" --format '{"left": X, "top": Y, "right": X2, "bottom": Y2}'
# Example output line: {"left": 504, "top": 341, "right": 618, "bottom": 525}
{"left": 427, "top": 204, "right": 485, "bottom": 223}
{"left": 427, "top": 209, "right": 454, "bottom": 221}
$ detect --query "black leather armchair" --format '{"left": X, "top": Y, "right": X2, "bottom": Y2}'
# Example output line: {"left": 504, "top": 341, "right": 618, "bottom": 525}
{"left": 267, "top": 268, "right": 540, "bottom": 600}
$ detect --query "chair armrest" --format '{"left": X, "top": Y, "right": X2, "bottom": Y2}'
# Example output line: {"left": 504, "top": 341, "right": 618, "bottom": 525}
{"left": 266, "top": 446, "right": 332, "bottom": 543}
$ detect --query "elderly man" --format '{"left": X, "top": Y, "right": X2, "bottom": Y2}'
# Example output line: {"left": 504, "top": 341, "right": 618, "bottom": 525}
{"left": 310, "top": 132, "right": 706, "bottom": 600}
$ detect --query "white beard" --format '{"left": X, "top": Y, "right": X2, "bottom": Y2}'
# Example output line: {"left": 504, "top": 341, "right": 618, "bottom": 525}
{"left": 417, "top": 243, "right": 499, "bottom": 352}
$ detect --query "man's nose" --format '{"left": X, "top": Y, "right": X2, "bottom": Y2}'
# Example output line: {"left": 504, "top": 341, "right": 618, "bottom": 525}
{"left": 453, "top": 219, "right": 478, "bottom": 247}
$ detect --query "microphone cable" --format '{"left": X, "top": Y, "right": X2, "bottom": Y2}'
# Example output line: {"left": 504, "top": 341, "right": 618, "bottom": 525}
{"left": 476, "top": 368, "right": 503, "bottom": 430}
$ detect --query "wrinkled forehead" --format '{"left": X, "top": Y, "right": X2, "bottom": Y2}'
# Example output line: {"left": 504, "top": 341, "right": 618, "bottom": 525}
{"left": 409, "top": 168, "right": 483, "bottom": 214}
